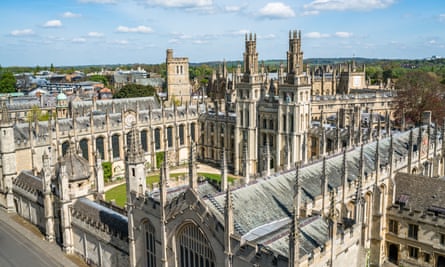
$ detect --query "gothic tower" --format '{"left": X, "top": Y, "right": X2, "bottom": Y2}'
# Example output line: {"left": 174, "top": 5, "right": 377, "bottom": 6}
{"left": 287, "top": 30, "right": 303, "bottom": 83}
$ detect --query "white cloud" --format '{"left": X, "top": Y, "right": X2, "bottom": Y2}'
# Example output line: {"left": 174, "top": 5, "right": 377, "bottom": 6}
{"left": 258, "top": 34, "right": 276, "bottom": 39}
{"left": 72, "top": 37, "right": 86, "bottom": 43}
{"left": 335, "top": 32, "right": 353, "bottom": 38}
{"left": 428, "top": 39, "right": 437, "bottom": 44}
{"left": 10, "top": 29, "right": 34, "bottom": 36}
{"left": 78, "top": 0, "right": 116, "bottom": 3}
{"left": 231, "top": 29, "right": 250, "bottom": 36}
{"left": 305, "top": 32, "right": 330, "bottom": 38}
{"left": 110, "top": 39, "right": 129, "bottom": 45}
{"left": 168, "top": 39, "right": 180, "bottom": 44}
{"left": 193, "top": 40, "right": 208, "bottom": 44}
{"left": 62, "top": 11, "right": 81, "bottom": 18}
{"left": 440, "top": 14, "right": 445, "bottom": 22}
{"left": 302, "top": 10, "right": 319, "bottom": 16}
{"left": 88, "top": 31, "right": 104, "bottom": 37}
{"left": 143, "top": 0, "right": 212, "bottom": 8}
{"left": 304, "top": 0, "right": 396, "bottom": 11}
{"left": 259, "top": 2, "right": 295, "bottom": 18}
{"left": 43, "top": 20, "right": 62, "bottom": 28}
{"left": 116, "top": 25, "right": 153, "bottom": 33}
{"left": 225, "top": 5, "right": 241, "bottom": 12}
{"left": 171, "top": 32, "right": 192, "bottom": 39}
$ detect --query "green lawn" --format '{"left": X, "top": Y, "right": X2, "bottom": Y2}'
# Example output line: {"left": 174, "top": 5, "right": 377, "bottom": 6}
{"left": 105, "top": 172, "right": 236, "bottom": 207}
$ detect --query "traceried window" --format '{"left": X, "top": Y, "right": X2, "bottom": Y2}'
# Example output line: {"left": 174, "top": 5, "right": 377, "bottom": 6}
{"left": 112, "top": 134, "right": 120, "bottom": 159}
{"left": 178, "top": 224, "right": 215, "bottom": 267}
{"left": 145, "top": 222, "right": 156, "bottom": 267}
{"left": 96, "top": 136, "right": 105, "bottom": 160}
{"left": 179, "top": 124, "right": 185, "bottom": 146}
{"left": 167, "top": 126, "right": 173, "bottom": 148}
{"left": 190, "top": 123, "right": 196, "bottom": 142}
{"left": 79, "top": 139, "right": 89, "bottom": 160}
{"left": 141, "top": 130, "right": 148, "bottom": 152}
{"left": 62, "top": 141, "right": 69, "bottom": 156}
{"left": 155, "top": 128, "right": 161, "bottom": 150}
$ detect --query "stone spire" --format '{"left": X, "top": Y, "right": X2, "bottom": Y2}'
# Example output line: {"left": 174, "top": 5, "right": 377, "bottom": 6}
{"left": 189, "top": 139, "right": 197, "bottom": 191}
{"left": 159, "top": 161, "right": 168, "bottom": 267}
{"left": 289, "top": 165, "right": 300, "bottom": 267}
{"left": 127, "top": 124, "right": 144, "bottom": 164}
{"left": 265, "top": 137, "right": 271, "bottom": 176}
{"left": 125, "top": 125, "right": 146, "bottom": 198}
{"left": 224, "top": 186, "right": 233, "bottom": 267}
{"left": 221, "top": 149, "right": 228, "bottom": 192}
{"left": 407, "top": 129, "right": 413, "bottom": 173}
{"left": 1, "top": 101, "right": 10, "bottom": 124}
{"left": 42, "top": 151, "right": 55, "bottom": 242}
{"left": 374, "top": 138, "right": 380, "bottom": 185}
{"left": 95, "top": 150, "right": 104, "bottom": 199}
{"left": 321, "top": 156, "right": 328, "bottom": 215}
{"left": 243, "top": 143, "right": 250, "bottom": 184}
{"left": 341, "top": 148, "right": 348, "bottom": 220}
{"left": 328, "top": 189, "right": 338, "bottom": 267}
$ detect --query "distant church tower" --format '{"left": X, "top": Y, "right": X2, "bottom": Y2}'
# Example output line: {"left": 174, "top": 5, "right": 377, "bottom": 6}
{"left": 166, "top": 49, "right": 191, "bottom": 101}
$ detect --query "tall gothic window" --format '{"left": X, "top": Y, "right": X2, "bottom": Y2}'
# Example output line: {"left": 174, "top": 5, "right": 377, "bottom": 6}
{"left": 191, "top": 123, "right": 196, "bottom": 142}
{"left": 178, "top": 224, "right": 215, "bottom": 267}
{"left": 112, "top": 134, "right": 120, "bottom": 159}
{"left": 155, "top": 128, "right": 161, "bottom": 150}
{"left": 79, "top": 139, "right": 89, "bottom": 160}
{"left": 141, "top": 130, "right": 148, "bottom": 152}
{"left": 96, "top": 136, "right": 105, "bottom": 159}
{"left": 62, "top": 141, "right": 69, "bottom": 156}
{"left": 145, "top": 222, "right": 156, "bottom": 267}
{"left": 179, "top": 124, "right": 185, "bottom": 146}
{"left": 167, "top": 127, "right": 173, "bottom": 148}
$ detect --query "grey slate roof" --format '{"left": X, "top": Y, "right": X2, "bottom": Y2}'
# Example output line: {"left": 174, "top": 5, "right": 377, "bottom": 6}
{"left": 203, "top": 126, "right": 432, "bottom": 258}
{"left": 394, "top": 173, "right": 445, "bottom": 211}
{"left": 13, "top": 170, "right": 43, "bottom": 195}
{"left": 73, "top": 198, "right": 128, "bottom": 238}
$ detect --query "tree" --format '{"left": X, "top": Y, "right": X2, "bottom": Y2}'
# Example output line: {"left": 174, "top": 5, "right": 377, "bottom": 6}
{"left": 395, "top": 70, "right": 445, "bottom": 126}
{"left": 0, "top": 71, "right": 17, "bottom": 93}
{"left": 89, "top": 75, "right": 109, "bottom": 87}
{"left": 113, "top": 84, "right": 157, "bottom": 99}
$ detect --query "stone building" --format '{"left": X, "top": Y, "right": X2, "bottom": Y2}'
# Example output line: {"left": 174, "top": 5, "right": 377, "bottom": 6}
{"left": 166, "top": 49, "right": 191, "bottom": 101}
{"left": 2, "top": 29, "right": 445, "bottom": 267}
{"left": 386, "top": 173, "right": 445, "bottom": 267}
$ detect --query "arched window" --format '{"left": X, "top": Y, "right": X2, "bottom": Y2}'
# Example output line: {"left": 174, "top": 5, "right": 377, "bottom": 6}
{"left": 79, "top": 139, "right": 89, "bottom": 160}
{"left": 145, "top": 222, "right": 156, "bottom": 267}
{"left": 141, "top": 130, "right": 148, "bottom": 152}
{"left": 167, "top": 126, "right": 173, "bottom": 148}
{"left": 178, "top": 224, "right": 215, "bottom": 267}
{"left": 190, "top": 123, "right": 196, "bottom": 142}
{"left": 96, "top": 136, "right": 105, "bottom": 159}
{"left": 179, "top": 124, "right": 185, "bottom": 146}
{"left": 112, "top": 134, "right": 120, "bottom": 159}
{"left": 154, "top": 128, "right": 161, "bottom": 150}
{"left": 62, "top": 141, "right": 69, "bottom": 156}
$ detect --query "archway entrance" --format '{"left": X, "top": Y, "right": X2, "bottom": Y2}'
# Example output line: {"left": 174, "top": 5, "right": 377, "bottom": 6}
{"left": 388, "top": 243, "right": 398, "bottom": 264}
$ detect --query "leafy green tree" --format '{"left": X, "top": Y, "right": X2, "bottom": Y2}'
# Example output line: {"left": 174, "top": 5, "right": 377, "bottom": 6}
{"left": 113, "top": 84, "right": 156, "bottom": 99}
{"left": 89, "top": 75, "right": 109, "bottom": 87}
{"left": 26, "top": 106, "right": 52, "bottom": 122}
{"left": 102, "top": 162, "right": 112, "bottom": 182}
{"left": 0, "top": 71, "right": 16, "bottom": 93}
{"left": 395, "top": 71, "right": 445, "bottom": 125}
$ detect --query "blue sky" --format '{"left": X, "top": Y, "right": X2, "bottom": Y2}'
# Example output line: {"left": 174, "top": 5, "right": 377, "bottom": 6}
{"left": 1, "top": 0, "right": 444, "bottom": 66}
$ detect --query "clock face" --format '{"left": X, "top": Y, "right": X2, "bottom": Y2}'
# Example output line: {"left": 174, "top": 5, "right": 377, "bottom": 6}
{"left": 125, "top": 113, "right": 136, "bottom": 128}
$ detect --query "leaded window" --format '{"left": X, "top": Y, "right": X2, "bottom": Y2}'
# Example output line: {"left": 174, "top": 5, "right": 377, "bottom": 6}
{"left": 145, "top": 222, "right": 156, "bottom": 267}
{"left": 178, "top": 224, "right": 215, "bottom": 267}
